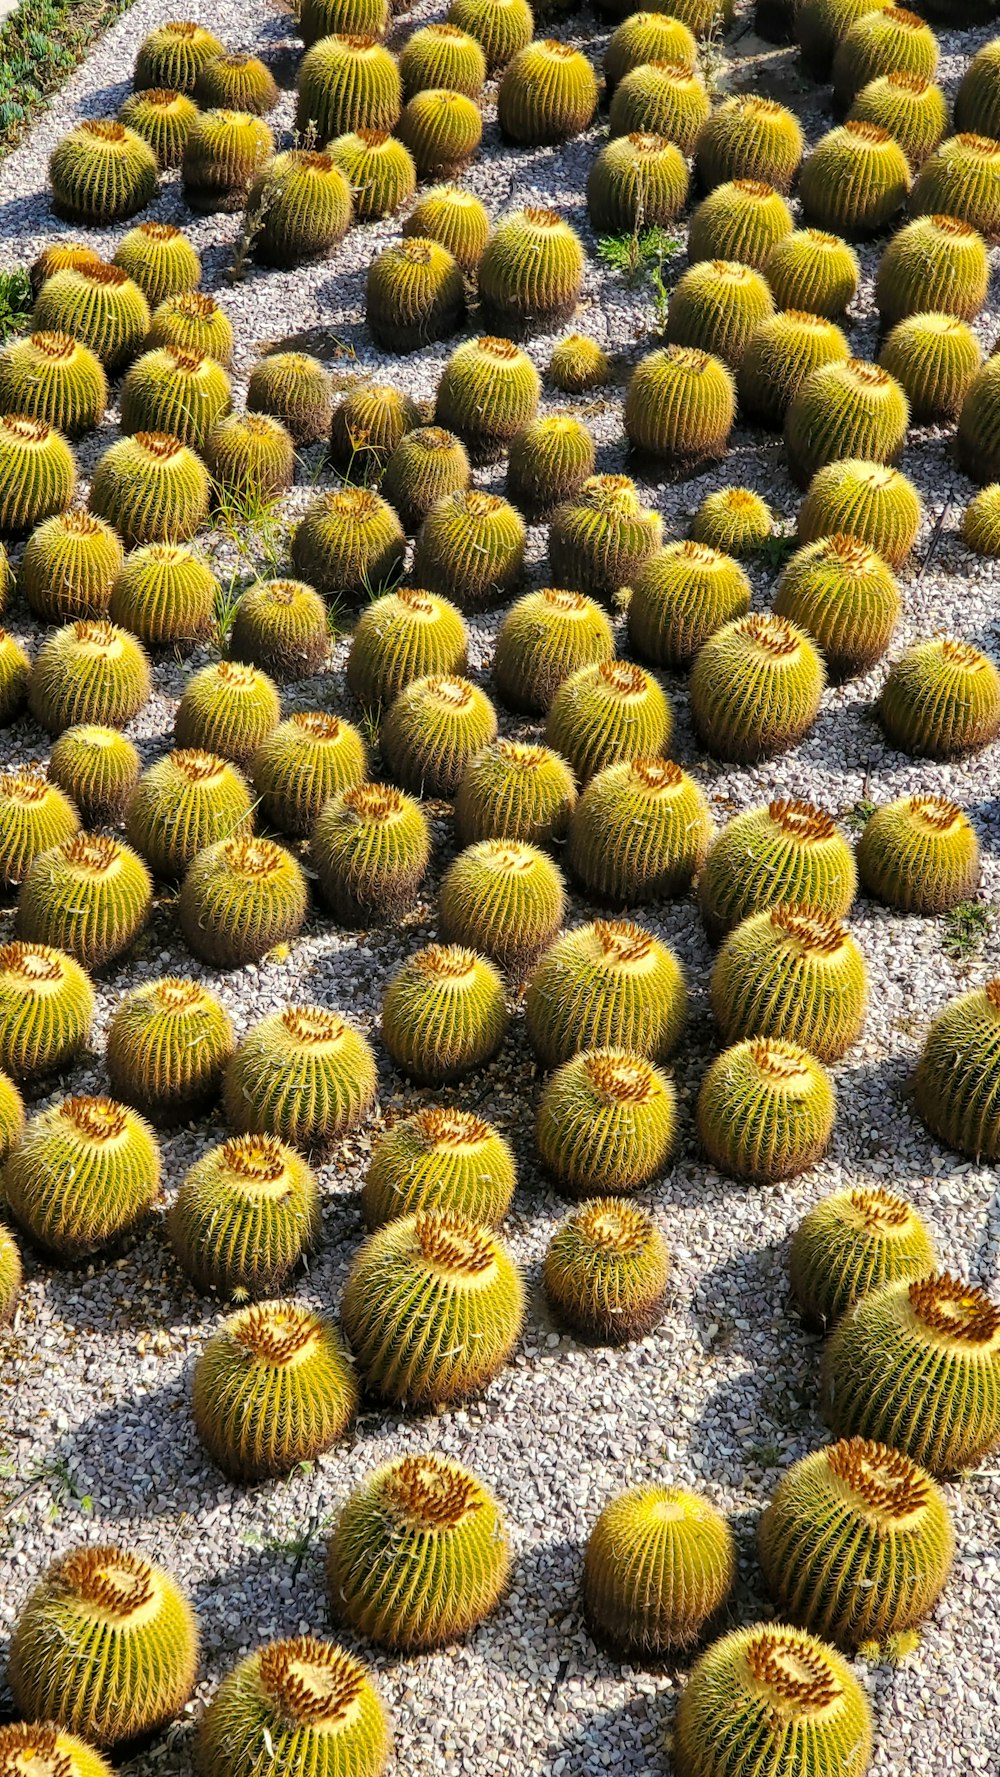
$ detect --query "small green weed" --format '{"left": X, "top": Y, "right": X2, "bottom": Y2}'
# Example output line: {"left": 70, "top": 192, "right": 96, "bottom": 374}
{"left": 942, "top": 901, "right": 994, "bottom": 962}
{"left": 0, "top": 268, "right": 31, "bottom": 340}
{"left": 844, "top": 797, "right": 877, "bottom": 835}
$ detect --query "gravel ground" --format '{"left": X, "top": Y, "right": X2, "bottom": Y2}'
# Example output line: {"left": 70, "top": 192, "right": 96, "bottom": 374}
{"left": 1, "top": 1, "right": 999, "bottom": 1773}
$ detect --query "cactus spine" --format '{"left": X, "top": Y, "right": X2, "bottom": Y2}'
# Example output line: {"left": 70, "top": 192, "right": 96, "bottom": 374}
{"left": 712, "top": 905, "right": 868, "bottom": 1060}
{"left": 493, "top": 587, "right": 614, "bottom": 712}
{"left": 584, "top": 1486, "right": 734, "bottom": 1656}
{"left": 789, "top": 1186, "right": 937, "bottom": 1330}
{"left": 438, "top": 839, "right": 565, "bottom": 976}
{"left": 126, "top": 749, "right": 253, "bottom": 880}
{"left": 544, "top": 1198, "right": 671, "bottom": 1343}
{"left": 2, "top": 1094, "right": 160, "bottom": 1259}
{"left": 689, "top": 614, "right": 826, "bottom": 761}
{"left": 193, "top": 1301, "right": 357, "bottom": 1478}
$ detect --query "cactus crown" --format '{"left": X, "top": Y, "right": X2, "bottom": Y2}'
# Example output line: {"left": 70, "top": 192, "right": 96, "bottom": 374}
{"left": 83, "top": 263, "right": 130, "bottom": 290}
{"left": 2, "top": 415, "right": 52, "bottom": 445}
{"left": 771, "top": 904, "right": 848, "bottom": 955}
{"left": 289, "top": 710, "right": 344, "bottom": 742}
{"left": 747, "top": 1037, "right": 814, "bottom": 1087}
{"left": 132, "top": 430, "right": 185, "bottom": 461}
{"left": 57, "top": 832, "right": 123, "bottom": 877}
{"left": 744, "top": 1629, "right": 841, "bottom": 1713}
{"left": 415, "top": 1209, "right": 495, "bottom": 1275}
{"left": 770, "top": 798, "right": 837, "bottom": 841}
{"left": 257, "top": 1638, "right": 363, "bottom": 1726}
{"left": 0, "top": 1724, "right": 78, "bottom": 1777}
{"left": 740, "top": 614, "right": 803, "bottom": 658}
{"left": 417, "top": 942, "right": 478, "bottom": 981}
{"left": 136, "top": 220, "right": 182, "bottom": 241}
{"left": 0, "top": 940, "right": 66, "bottom": 984}
{"left": 907, "top": 1273, "right": 1000, "bottom": 1344}
{"left": 629, "top": 757, "right": 683, "bottom": 794}
{"left": 573, "top": 1197, "right": 653, "bottom": 1253}
{"left": 163, "top": 22, "right": 200, "bottom": 39}
{"left": 329, "top": 487, "right": 382, "bottom": 522}
{"left": 844, "top": 118, "right": 891, "bottom": 147}
{"left": 219, "top": 1134, "right": 294, "bottom": 1185}
{"left": 825, "top": 1436, "right": 933, "bottom": 1520}
{"left": 150, "top": 976, "right": 206, "bottom": 1013}
{"left": 477, "top": 334, "right": 522, "bottom": 361}
{"left": 907, "top": 793, "right": 966, "bottom": 833}
{"left": 173, "top": 291, "right": 216, "bottom": 319}
{"left": 598, "top": 659, "right": 651, "bottom": 698}
{"left": 939, "top": 636, "right": 984, "bottom": 672}
{"left": 233, "top": 1300, "right": 319, "bottom": 1364}
{"left": 216, "top": 836, "right": 283, "bottom": 878}
{"left": 381, "top": 1453, "right": 483, "bottom": 1526}
{"left": 585, "top": 1052, "right": 657, "bottom": 1104}
{"left": 956, "top": 132, "right": 999, "bottom": 155}
{"left": 279, "top": 1005, "right": 348, "bottom": 1046}
{"left": 845, "top": 1184, "right": 913, "bottom": 1230}
{"left": 82, "top": 119, "right": 129, "bottom": 144}
{"left": 58, "top": 1095, "right": 129, "bottom": 1142}
{"left": 593, "top": 918, "right": 659, "bottom": 966}
{"left": 0, "top": 771, "right": 51, "bottom": 807}
{"left": 55, "top": 1545, "right": 157, "bottom": 1617}
{"left": 171, "top": 748, "right": 230, "bottom": 784}
{"left": 422, "top": 675, "right": 474, "bottom": 711}
{"left": 930, "top": 211, "right": 977, "bottom": 239}
{"left": 28, "top": 330, "right": 78, "bottom": 361}
{"left": 412, "top": 1105, "right": 493, "bottom": 1147}
{"left": 338, "top": 782, "right": 406, "bottom": 823}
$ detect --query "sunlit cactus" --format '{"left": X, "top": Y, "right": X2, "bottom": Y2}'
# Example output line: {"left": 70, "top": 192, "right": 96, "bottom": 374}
{"left": 584, "top": 1486, "right": 734, "bottom": 1655}
{"left": 381, "top": 673, "right": 497, "bottom": 797}
{"left": 609, "top": 60, "right": 710, "bottom": 153}
{"left": 800, "top": 120, "right": 910, "bottom": 238}
{"left": 604, "top": 11, "right": 697, "bottom": 93}
{"left": 544, "top": 1197, "right": 670, "bottom": 1343}
{"left": 956, "top": 354, "right": 1000, "bottom": 486}
{"left": 413, "top": 490, "right": 524, "bottom": 611}
{"left": 537, "top": 1047, "right": 676, "bottom": 1195}
{"left": 478, "top": 206, "right": 583, "bottom": 338}
{"left": 224, "top": 1004, "right": 377, "bottom": 1150}
{"left": 786, "top": 356, "right": 909, "bottom": 489}
{"left": 16, "top": 833, "right": 152, "bottom": 970}
{"left": 117, "top": 89, "right": 198, "bottom": 169}
{"left": 0, "top": 415, "right": 75, "bottom": 535}
{"left": 497, "top": 39, "right": 599, "bottom": 146}
{"left": 362, "top": 1106, "right": 516, "bottom": 1229}
{"left": 366, "top": 237, "right": 465, "bottom": 353}
{"left": 963, "top": 483, "right": 1000, "bottom": 557}
{"left": 198, "top": 1638, "right": 391, "bottom": 1777}
{"left": 47, "top": 727, "right": 138, "bottom": 828}
{"left": 382, "top": 943, "right": 507, "bottom": 1083}
{"left": 4, "top": 1092, "right": 159, "bottom": 1258}
{"left": 313, "top": 780, "right": 431, "bottom": 924}
{"left": 567, "top": 756, "right": 711, "bottom": 903}
{"left": 773, "top": 533, "right": 901, "bottom": 680}
{"left": 300, "top": 0, "right": 391, "bottom": 43}
{"left": 764, "top": 226, "right": 860, "bottom": 318}
{"left": 134, "top": 20, "right": 224, "bottom": 92}
{"left": 795, "top": 0, "right": 894, "bottom": 79}
{"left": 493, "top": 586, "right": 614, "bottom": 713}
{"left": 666, "top": 259, "right": 774, "bottom": 372}
{"left": 586, "top": 131, "right": 689, "bottom": 232}
{"left": 548, "top": 473, "right": 661, "bottom": 602}
{"left": 169, "top": 1133, "right": 320, "bottom": 1297}
{"left": 230, "top": 577, "right": 329, "bottom": 682}
{"left": 797, "top": 457, "right": 923, "bottom": 566}
{"left": 205, "top": 411, "right": 295, "bottom": 504}
{"left": 329, "top": 382, "right": 421, "bottom": 480}
{"left": 403, "top": 184, "right": 491, "bottom": 273}
{"left": 109, "top": 542, "right": 219, "bottom": 649}
{"left": 435, "top": 334, "right": 540, "bottom": 462}
{"left": 831, "top": 7, "right": 938, "bottom": 112}
{"left": 0, "top": 1722, "right": 113, "bottom": 1777}
{"left": 738, "top": 308, "right": 849, "bottom": 427}
{"left": 327, "top": 1455, "right": 511, "bottom": 1648}
{"left": 30, "top": 240, "right": 103, "bottom": 294}
{"left": 8, "top": 1544, "right": 198, "bottom": 1749}
{"left": 623, "top": 344, "right": 736, "bottom": 465}
{"left": 328, "top": 128, "right": 417, "bottom": 220}
{"left": 347, "top": 585, "right": 467, "bottom": 707}
{"left": 689, "top": 613, "right": 825, "bottom": 761}
{"left": 0, "top": 771, "right": 80, "bottom": 889}
{"left": 295, "top": 33, "right": 402, "bottom": 139}
{"left": 525, "top": 919, "right": 687, "bottom": 1066}
{"left": 0, "top": 331, "right": 107, "bottom": 438}
{"left": 147, "top": 289, "right": 235, "bottom": 366}
{"left": 849, "top": 71, "right": 947, "bottom": 169}
{"left": 32, "top": 263, "right": 150, "bottom": 372}
{"left": 687, "top": 178, "right": 794, "bottom": 268}
{"left": 710, "top": 904, "right": 868, "bottom": 1060}
{"left": 691, "top": 486, "right": 773, "bottom": 555}
{"left": 291, "top": 486, "right": 405, "bottom": 602}
{"left": 914, "top": 980, "right": 1000, "bottom": 1161}
{"left": 878, "top": 636, "right": 1000, "bottom": 757}
{"left": 697, "top": 1037, "right": 835, "bottom": 1183}
{"left": 119, "top": 345, "right": 232, "bottom": 450}
{"left": 19, "top": 509, "right": 123, "bottom": 623}
{"left": 193, "top": 52, "right": 279, "bottom": 114}
{"left": 0, "top": 941, "right": 94, "bottom": 1082}
{"left": 400, "top": 24, "right": 487, "bottom": 99}
{"left": 29, "top": 619, "right": 150, "bottom": 736}
{"left": 547, "top": 333, "right": 609, "bottom": 394}
{"left": 173, "top": 659, "right": 280, "bottom": 769}
{"left": 546, "top": 659, "right": 671, "bottom": 784}
{"left": 438, "top": 839, "right": 565, "bottom": 976}
{"left": 181, "top": 108, "right": 275, "bottom": 212}
{"left": 89, "top": 431, "right": 210, "bottom": 547}
{"left": 955, "top": 38, "right": 1000, "bottom": 138}
{"left": 193, "top": 1301, "right": 357, "bottom": 1478}
{"left": 628, "top": 540, "right": 751, "bottom": 669}
{"left": 49, "top": 118, "right": 158, "bottom": 225}
{"left": 789, "top": 1185, "right": 936, "bottom": 1329}
{"left": 696, "top": 94, "right": 804, "bottom": 192}
{"left": 700, "top": 799, "right": 856, "bottom": 939}
{"left": 177, "top": 834, "right": 308, "bottom": 969}
{"left": 821, "top": 1271, "right": 1000, "bottom": 1474}
{"left": 247, "top": 352, "right": 334, "bottom": 445}
{"left": 396, "top": 88, "right": 483, "bottom": 180}
{"left": 0, "top": 628, "right": 28, "bottom": 726}
{"left": 342, "top": 1209, "right": 524, "bottom": 1402}
{"left": 106, "top": 976, "right": 235, "bottom": 1123}
{"left": 911, "top": 131, "right": 1000, "bottom": 241}
{"left": 454, "top": 738, "right": 577, "bottom": 848}
{"left": 879, "top": 311, "right": 981, "bottom": 422}
{"left": 251, "top": 710, "right": 368, "bottom": 838}
{"left": 447, "top": 0, "right": 534, "bottom": 72}
{"left": 507, "top": 415, "right": 596, "bottom": 517}
{"left": 245, "top": 150, "right": 353, "bottom": 265}
{"left": 126, "top": 748, "right": 253, "bottom": 880}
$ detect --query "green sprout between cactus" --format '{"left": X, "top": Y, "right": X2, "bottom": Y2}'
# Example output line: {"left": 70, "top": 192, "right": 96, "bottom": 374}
{"left": 0, "top": 941, "right": 94, "bottom": 1083}
{"left": 628, "top": 540, "right": 751, "bottom": 670}
{"left": 347, "top": 585, "right": 468, "bottom": 705}
{"left": 29, "top": 620, "right": 151, "bottom": 736}
{"left": 362, "top": 1106, "right": 516, "bottom": 1230}
{"left": 169, "top": 1133, "right": 320, "bottom": 1298}
{"left": 381, "top": 673, "right": 497, "bottom": 798}
{"left": 544, "top": 1197, "right": 670, "bottom": 1344}
{"left": 19, "top": 510, "right": 122, "bottom": 623}
{"left": 567, "top": 756, "right": 711, "bottom": 903}
{"left": 454, "top": 738, "right": 577, "bottom": 848}
{"left": 711, "top": 904, "right": 868, "bottom": 1060}
{"left": 126, "top": 748, "right": 253, "bottom": 881}
{"left": 197, "top": 1638, "right": 391, "bottom": 1777}
{"left": 878, "top": 636, "right": 1000, "bottom": 757}
{"left": 223, "top": 1004, "right": 378, "bottom": 1151}
{"left": 789, "top": 1184, "right": 937, "bottom": 1330}
{"left": 106, "top": 976, "right": 235, "bottom": 1123}
{"left": 16, "top": 834, "right": 152, "bottom": 971}
{"left": 251, "top": 710, "right": 368, "bottom": 837}
{"left": 857, "top": 794, "right": 980, "bottom": 913}
{"left": 700, "top": 799, "right": 856, "bottom": 939}
{"left": 493, "top": 587, "right": 614, "bottom": 712}
{"left": 3, "top": 1093, "right": 160, "bottom": 1260}
{"left": 536, "top": 1047, "right": 676, "bottom": 1196}
{"left": 584, "top": 1485, "right": 734, "bottom": 1657}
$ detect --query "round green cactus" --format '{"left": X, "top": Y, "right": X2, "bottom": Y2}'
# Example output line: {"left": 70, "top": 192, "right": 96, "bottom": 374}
{"left": 697, "top": 1037, "right": 835, "bottom": 1183}
{"left": 548, "top": 473, "right": 662, "bottom": 601}
{"left": 604, "top": 12, "right": 697, "bottom": 92}
{"left": 126, "top": 748, "right": 253, "bottom": 880}
{"left": 366, "top": 237, "right": 466, "bottom": 353}
{"left": 381, "top": 941, "right": 507, "bottom": 1083}
{"left": 313, "top": 780, "right": 431, "bottom": 923}
{"left": 914, "top": 979, "right": 1000, "bottom": 1161}
{"left": 19, "top": 510, "right": 122, "bottom": 623}
{"left": 89, "top": 430, "right": 210, "bottom": 547}
{"left": 205, "top": 411, "right": 295, "bottom": 503}
{"left": 738, "top": 309, "right": 849, "bottom": 427}
{"left": 342, "top": 1209, "right": 524, "bottom": 1402}
{"left": 247, "top": 352, "right": 334, "bottom": 445}
{"left": 832, "top": 7, "right": 938, "bottom": 111}
{"left": 193, "top": 1300, "right": 357, "bottom": 1478}
{"left": 525, "top": 918, "right": 686, "bottom": 1066}
{"left": 544, "top": 1197, "right": 670, "bottom": 1343}
{"left": 381, "top": 673, "right": 497, "bottom": 797}
{"left": 329, "top": 382, "right": 421, "bottom": 479}
{"left": 957, "top": 355, "right": 1000, "bottom": 486}
{"left": 547, "top": 333, "right": 609, "bottom": 393}
{"left": 447, "top": 0, "right": 533, "bottom": 71}
{"left": 119, "top": 345, "right": 232, "bottom": 449}
{"left": 177, "top": 834, "right": 307, "bottom": 969}
{"left": 438, "top": 839, "right": 564, "bottom": 976}
{"left": 674, "top": 1622, "right": 873, "bottom": 1777}
{"left": 173, "top": 659, "right": 280, "bottom": 768}
{"left": 300, "top": 0, "right": 390, "bottom": 43}
{"left": 328, "top": 128, "right": 416, "bottom": 220}
{"left": 584, "top": 1485, "right": 733, "bottom": 1656}
{"left": 797, "top": 457, "right": 922, "bottom": 565}
{"left": 245, "top": 150, "right": 353, "bottom": 265}
{"left": 878, "top": 636, "right": 1000, "bottom": 757}
{"left": 396, "top": 88, "right": 482, "bottom": 179}
{"left": 106, "top": 976, "right": 235, "bottom": 1122}
{"left": 700, "top": 799, "right": 856, "bottom": 939}
{"left": 963, "top": 483, "right": 1000, "bottom": 556}
{"left": 478, "top": 206, "right": 583, "bottom": 337}
{"left": 402, "top": 184, "right": 491, "bottom": 273}
{"left": 0, "top": 330, "right": 106, "bottom": 438}
{"left": 435, "top": 334, "right": 540, "bottom": 462}
{"left": 49, "top": 118, "right": 158, "bottom": 224}
{"left": 454, "top": 738, "right": 577, "bottom": 847}
{"left": 147, "top": 289, "right": 234, "bottom": 365}
{"left": 30, "top": 240, "right": 104, "bottom": 294}
{"left": 506, "top": 415, "right": 596, "bottom": 517}
{"left": 169, "top": 1132, "right": 319, "bottom": 1297}
{"left": 361, "top": 1106, "right": 515, "bottom": 1229}
{"left": 48, "top": 726, "right": 138, "bottom": 827}
{"left": 537, "top": 1047, "right": 676, "bottom": 1196}
{"left": 0, "top": 629, "right": 28, "bottom": 725}
{"left": 691, "top": 487, "right": 774, "bottom": 555}
{"left": 857, "top": 793, "right": 980, "bottom": 915}
{"left": 493, "top": 586, "right": 614, "bottom": 713}
{"left": 291, "top": 486, "right": 405, "bottom": 602}
{"left": 821, "top": 1271, "right": 1000, "bottom": 1474}
{"left": 0, "top": 415, "right": 75, "bottom": 535}
{"left": 0, "top": 1071, "right": 24, "bottom": 1168}
{"left": 910, "top": 133, "right": 1000, "bottom": 238}
{"left": 0, "top": 772, "right": 80, "bottom": 889}
{"left": 110, "top": 542, "right": 218, "bottom": 649}
{"left": 773, "top": 533, "right": 901, "bottom": 680}
{"left": 546, "top": 659, "right": 672, "bottom": 784}
{"left": 4, "top": 1093, "right": 159, "bottom": 1259}
{"left": 628, "top": 540, "right": 751, "bottom": 670}
{"left": 251, "top": 710, "right": 368, "bottom": 837}
{"left": 223, "top": 1004, "right": 377, "bottom": 1150}
{"left": 413, "top": 490, "right": 524, "bottom": 611}
{"left": 795, "top": 0, "right": 894, "bottom": 78}
{"left": 134, "top": 20, "right": 224, "bottom": 91}
{"left": 666, "top": 259, "right": 774, "bottom": 372}
{"left": 711, "top": 904, "right": 868, "bottom": 1060}
{"left": 567, "top": 756, "right": 711, "bottom": 902}
{"left": 764, "top": 226, "right": 860, "bottom": 318}
{"left": 9, "top": 1544, "right": 197, "bottom": 1749}
{"left": 0, "top": 941, "right": 94, "bottom": 1082}
{"left": 586, "top": 130, "right": 690, "bottom": 232}
{"left": 16, "top": 833, "right": 152, "bottom": 970}
{"left": 849, "top": 70, "right": 947, "bottom": 168}
{"left": 230, "top": 577, "right": 328, "bottom": 682}
{"left": 198, "top": 1637, "right": 390, "bottom": 1777}
{"left": 347, "top": 584, "right": 468, "bottom": 705}
{"left": 877, "top": 213, "right": 990, "bottom": 329}
{"left": 0, "top": 1723, "right": 115, "bottom": 1777}
{"left": 295, "top": 33, "right": 402, "bottom": 139}
{"left": 799, "top": 120, "right": 910, "bottom": 238}
{"left": 623, "top": 344, "right": 736, "bottom": 465}
{"left": 29, "top": 619, "right": 150, "bottom": 735}
{"left": 689, "top": 613, "right": 826, "bottom": 761}
{"left": 400, "top": 24, "right": 486, "bottom": 99}
{"left": 181, "top": 108, "right": 274, "bottom": 212}
{"left": 955, "top": 38, "right": 1000, "bottom": 138}
{"left": 785, "top": 357, "right": 909, "bottom": 488}
{"left": 32, "top": 263, "right": 150, "bottom": 372}
{"left": 879, "top": 311, "right": 981, "bottom": 422}
{"left": 789, "top": 1185, "right": 937, "bottom": 1330}
{"left": 117, "top": 90, "right": 199, "bottom": 169}
{"left": 497, "top": 39, "right": 598, "bottom": 145}
{"left": 193, "top": 52, "right": 279, "bottom": 114}
{"left": 688, "top": 178, "right": 793, "bottom": 268}
{"left": 609, "top": 60, "right": 710, "bottom": 152}
{"left": 696, "top": 94, "right": 803, "bottom": 192}
{"left": 328, "top": 1454, "right": 510, "bottom": 1648}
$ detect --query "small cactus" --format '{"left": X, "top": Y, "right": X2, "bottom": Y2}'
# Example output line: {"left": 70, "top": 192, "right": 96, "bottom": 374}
{"left": 507, "top": 415, "right": 597, "bottom": 516}
{"left": 118, "top": 90, "right": 199, "bottom": 170}
{"left": 247, "top": 352, "right": 334, "bottom": 445}
{"left": 30, "top": 241, "right": 103, "bottom": 294}
{"left": 126, "top": 748, "right": 253, "bottom": 880}
{"left": 381, "top": 427, "right": 471, "bottom": 534}
{"left": 313, "top": 780, "right": 431, "bottom": 923}
{"left": 412, "top": 490, "right": 525, "bottom": 610}
{"left": 696, "top": 94, "right": 804, "bottom": 192}
{"left": 45, "top": 726, "right": 138, "bottom": 830}
{"left": 666, "top": 259, "right": 774, "bottom": 372}
{"left": 244, "top": 150, "right": 353, "bottom": 265}
{"left": 955, "top": 38, "right": 1000, "bottom": 138}
{"left": 604, "top": 12, "right": 697, "bottom": 92}
{"left": 711, "top": 904, "right": 868, "bottom": 1060}
{"left": 789, "top": 1185, "right": 936, "bottom": 1329}
{"left": 700, "top": 799, "right": 856, "bottom": 939}
{"left": 205, "top": 411, "right": 295, "bottom": 503}
{"left": 0, "top": 771, "right": 80, "bottom": 889}
{"left": 198, "top": 1638, "right": 390, "bottom": 1777}
{"left": 381, "top": 942, "right": 507, "bottom": 1083}
{"left": 106, "top": 976, "right": 235, "bottom": 1122}
{"left": 16, "top": 833, "right": 152, "bottom": 971}
{"left": 857, "top": 793, "right": 980, "bottom": 915}
{"left": 291, "top": 486, "right": 405, "bottom": 602}
{"left": 169, "top": 1133, "right": 320, "bottom": 1297}
{"left": 493, "top": 586, "right": 614, "bottom": 713}
{"left": 193, "top": 52, "right": 279, "bottom": 114}
{"left": 774, "top": 533, "right": 901, "bottom": 680}
{"left": 963, "top": 483, "right": 1000, "bottom": 557}
{"left": 89, "top": 430, "right": 210, "bottom": 547}
{"left": 525, "top": 919, "right": 686, "bottom": 1066}
{"left": 438, "top": 839, "right": 565, "bottom": 976}
{"left": 821, "top": 1271, "right": 1000, "bottom": 1474}
{"left": 497, "top": 39, "right": 598, "bottom": 145}
{"left": 479, "top": 206, "right": 584, "bottom": 337}
{"left": 19, "top": 510, "right": 123, "bottom": 623}
{"left": 454, "top": 738, "right": 577, "bottom": 847}
{"left": 0, "top": 629, "right": 28, "bottom": 725}
{"left": 688, "top": 177, "right": 794, "bottom": 268}
{"left": 738, "top": 308, "right": 849, "bottom": 427}
{"left": 447, "top": 0, "right": 534, "bottom": 73}
{"left": 689, "top": 613, "right": 826, "bottom": 761}
{"left": 586, "top": 130, "right": 689, "bottom": 233}
{"left": 119, "top": 345, "right": 232, "bottom": 450}
{"left": 32, "top": 263, "right": 150, "bottom": 372}
{"left": 342, "top": 1209, "right": 524, "bottom": 1402}
{"left": 193, "top": 1301, "right": 357, "bottom": 1478}
{"left": 879, "top": 311, "right": 981, "bottom": 422}
{"left": 0, "top": 941, "right": 94, "bottom": 1082}
{"left": 329, "top": 382, "right": 421, "bottom": 480}
{"left": 3, "top": 1094, "right": 160, "bottom": 1259}
{"left": 251, "top": 710, "right": 368, "bottom": 837}
{"left": 623, "top": 345, "right": 736, "bottom": 466}
{"left": 849, "top": 71, "right": 948, "bottom": 169}
{"left": 785, "top": 357, "right": 909, "bottom": 489}
{"left": 230, "top": 577, "right": 329, "bottom": 682}
{"left": 295, "top": 33, "right": 402, "bottom": 140}
{"left": 135, "top": 21, "right": 224, "bottom": 92}
{"left": 878, "top": 636, "right": 1000, "bottom": 757}
{"left": 366, "top": 237, "right": 466, "bottom": 353}
{"left": 546, "top": 659, "right": 672, "bottom": 784}
{"left": 628, "top": 540, "right": 751, "bottom": 670}
{"left": 8, "top": 1545, "right": 198, "bottom": 1749}
{"left": 797, "top": 457, "right": 922, "bottom": 565}
{"left": 957, "top": 355, "right": 1000, "bottom": 486}
{"left": 914, "top": 980, "right": 1000, "bottom": 1161}
{"left": 0, "top": 330, "right": 107, "bottom": 438}
{"left": 0, "top": 415, "right": 75, "bottom": 535}
{"left": 362, "top": 1106, "right": 515, "bottom": 1229}
{"left": 547, "top": 333, "right": 609, "bottom": 394}
{"left": 799, "top": 121, "right": 910, "bottom": 238}
{"left": 567, "top": 756, "right": 711, "bottom": 903}
{"left": 224, "top": 1004, "right": 377, "bottom": 1150}
{"left": 110, "top": 543, "right": 219, "bottom": 649}
{"left": 910, "top": 133, "right": 1000, "bottom": 239}
{"left": 697, "top": 1037, "right": 836, "bottom": 1183}
{"left": 173, "top": 660, "right": 280, "bottom": 769}
{"left": 29, "top": 619, "right": 151, "bottom": 736}
{"left": 544, "top": 1197, "right": 670, "bottom": 1343}
{"left": 609, "top": 60, "right": 710, "bottom": 152}
{"left": 400, "top": 24, "right": 487, "bottom": 99}
{"left": 536, "top": 1048, "right": 677, "bottom": 1196}
{"left": 327, "top": 1455, "right": 511, "bottom": 1647}
{"left": 691, "top": 486, "right": 774, "bottom": 555}
{"left": 764, "top": 226, "right": 860, "bottom": 318}
{"left": 181, "top": 108, "right": 274, "bottom": 212}
{"left": 328, "top": 128, "right": 416, "bottom": 220}
{"left": 177, "top": 834, "right": 308, "bottom": 969}
{"left": 396, "top": 88, "right": 483, "bottom": 179}
{"left": 584, "top": 1486, "right": 734, "bottom": 1656}
{"left": 434, "top": 334, "right": 540, "bottom": 462}
{"left": 381, "top": 673, "right": 497, "bottom": 797}
{"left": 402, "top": 184, "right": 491, "bottom": 272}
{"left": 49, "top": 119, "right": 158, "bottom": 225}
{"left": 548, "top": 473, "right": 662, "bottom": 601}
{"left": 347, "top": 585, "right": 468, "bottom": 705}
{"left": 147, "top": 289, "right": 234, "bottom": 366}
